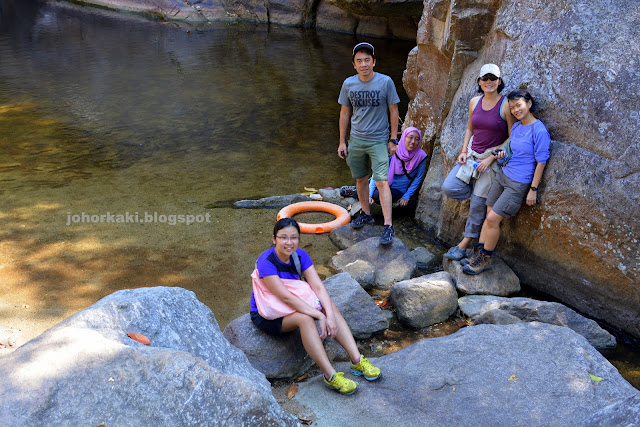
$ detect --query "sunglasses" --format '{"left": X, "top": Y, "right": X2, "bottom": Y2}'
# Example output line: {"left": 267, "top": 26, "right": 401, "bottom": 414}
{"left": 480, "top": 75, "right": 499, "bottom": 81}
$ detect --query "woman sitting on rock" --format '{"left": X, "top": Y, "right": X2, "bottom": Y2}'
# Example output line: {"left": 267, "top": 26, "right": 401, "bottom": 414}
{"left": 250, "top": 218, "right": 381, "bottom": 395}
{"left": 462, "top": 89, "right": 551, "bottom": 275}
{"left": 368, "top": 126, "right": 427, "bottom": 208}
{"left": 441, "top": 64, "right": 515, "bottom": 262}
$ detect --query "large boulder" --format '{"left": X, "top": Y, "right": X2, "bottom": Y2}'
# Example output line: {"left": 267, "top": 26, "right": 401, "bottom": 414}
{"left": 323, "top": 272, "right": 388, "bottom": 338}
{"left": 389, "top": 271, "right": 458, "bottom": 329}
{"left": 408, "top": 0, "right": 640, "bottom": 339}
{"left": 340, "top": 259, "right": 376, "bottom": 290}
{"left": 330, "top": 237, "right": 416, "bottom": 289}
{"left": 443, "top": 256, "right": 521, "bottom": 296}
{"left": 295, "top": 323, "right": 638, "bottom": 426}
{"left": 223, "top": 314, "right": 314, "bottom": 379}
{"left": 458, "top": 295, "right": 616, "bottom": 349}
{"left": 329, "top": 223, "right": 383, "bottom": 250}
{"left": 0, "top": 287, "right": 297, "bottom": 426}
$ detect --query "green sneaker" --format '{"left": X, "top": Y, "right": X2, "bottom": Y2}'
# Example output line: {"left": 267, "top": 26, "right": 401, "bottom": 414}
{"left": 350, "top": 356, "right": 381, "bottom": 381}
{"left": 324, "top": 372, "right": 359, "bottom": 395}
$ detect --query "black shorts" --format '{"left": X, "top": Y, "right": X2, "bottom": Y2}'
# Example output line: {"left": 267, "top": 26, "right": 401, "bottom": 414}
{"left": 250, "top": 310, "right": 284, "bottom": 336}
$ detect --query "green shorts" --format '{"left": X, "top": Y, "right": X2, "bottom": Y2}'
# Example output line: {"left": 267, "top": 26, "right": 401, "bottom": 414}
{"left": 346, "top": 137, "right": 389, "bottom": 181}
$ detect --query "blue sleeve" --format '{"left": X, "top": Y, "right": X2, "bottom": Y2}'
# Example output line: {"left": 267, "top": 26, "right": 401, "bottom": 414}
{"left": 368, "top": 177, "right": 376, "bottom": 198}
{"left": 402, "top": 158, "right": 427, "bottom": 200}
{"left": 338, "top": 79, "right": 351, "bottom": 106}
{"left": 386, "top": 76, "right": 400, "bottom": 105}
{"left": 297, "top": 249, "right": 314, "bottom": 273}
{"left": 256, "top": 248, "right": 277, "bottom": 278}
{"left": 533, "top": 122, "right": 551, "bottom": 164}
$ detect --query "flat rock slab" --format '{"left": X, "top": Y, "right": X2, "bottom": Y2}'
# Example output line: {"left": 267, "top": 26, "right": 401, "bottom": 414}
{"left": 0, "top": 287, "right": 297, "bottom": 426}
{"left": 329, "top": 223, "right": 383, "bottom": 250}
{"left": 459, "top": 295, "right": 616, "bottom": 349}
{"left": 295, "top": 323, "right": 638, "bottom": 426}
{"left": 330, "top": 237, "right": 416, "bottom": 289}
{"left": 443, "top": 256, "right": 521, "bottom": 296}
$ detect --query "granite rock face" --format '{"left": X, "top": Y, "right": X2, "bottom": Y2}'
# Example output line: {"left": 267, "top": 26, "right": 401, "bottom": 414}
{"left": 295, "top": 323, "right": 639, "bottom": 426}
{"left": 0, "top": 287, "right": 297, "bottom": 426}
{"left": 408, "top": 0, "right": 640, "bottom": 338}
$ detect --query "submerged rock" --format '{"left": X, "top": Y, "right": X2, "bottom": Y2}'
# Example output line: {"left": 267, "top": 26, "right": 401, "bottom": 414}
{"left": 443, "top": 256, "right": 521, "bottom": 296}
{"left": 390, "top": 271, "right": 458, "bottom": 329}
{"left": 295, "top": 323, "right": 638, "bottom": 426}
{"left": 458, "top": 295, "right": 616, "bottom": 349}
{"left": 330, "top": 236, "right": 416, "bottom": 289}
{"left": 234, "top": 193, "right": 311, "bottom": 208}
{"left": 0, "top": 287, "right": 297, "bottom": 426}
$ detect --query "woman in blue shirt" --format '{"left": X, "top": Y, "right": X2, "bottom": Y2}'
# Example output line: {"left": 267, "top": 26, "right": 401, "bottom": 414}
{"left": 463, "top": 89, "right": 551, "bottom": 275}
{"left": 369, "top": 126, "right": 427, "bottom": 207}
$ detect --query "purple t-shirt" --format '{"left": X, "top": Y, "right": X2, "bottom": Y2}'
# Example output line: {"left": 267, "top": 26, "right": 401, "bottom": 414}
{"left": 250, "top": 247, "right": 313, "bottom": 312}
{"left": 503, "top": 120, "right": 551, "bottom": 184}
{"left": 471, "top": 95, "right": 509, "bottom": 154}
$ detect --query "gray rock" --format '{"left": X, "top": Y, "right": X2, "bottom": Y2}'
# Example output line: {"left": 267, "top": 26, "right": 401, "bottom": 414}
{"left": 323, "top": 272, "right": 388, "bottom": 339}
{"left": 330, "top": 237, "right": 416, "bottom": 289}
{"left": 329, "top": 223, "right": 383, "bottom": 250}
{"left": 443, "top": 256, "right": 521, "bottom": 296}
{"left": 390, "top": 271, "right": 458, "bottom": 329}
{"left": 234, "top": 193, "right": 311, "bottom": 208}
{"left": 581, "top": 392, "right": 640, "bottom": 427}
{"left": 317, "top": 188, "right": 353, "bottom": 208}
{"left": 475, "top": 308, "right": 524, "bottom": 325}
{"left": 223, "top": 314, "right": 314, "bottom": 379}
{"left": 459, "top": 295, "right": 616, "bottom": 349}
{"left": 224, "top": 273, "right": 387, "bottom": 378}
{"left": 341, "top": 259, "right": 376, "bottom": 290}
{"left": 411, "top": 246, "right": 439, "bottom": 269}
{"left": 295, "top": 323, "right": 638, "bottom": 426}
{"left": 0, "top": 287, "right": 297, "bottom": 426}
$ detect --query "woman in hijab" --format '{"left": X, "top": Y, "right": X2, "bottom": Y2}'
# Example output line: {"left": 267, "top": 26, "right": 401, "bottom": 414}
{"left": 369, "top": 126, "right": 428, "bottom": 207}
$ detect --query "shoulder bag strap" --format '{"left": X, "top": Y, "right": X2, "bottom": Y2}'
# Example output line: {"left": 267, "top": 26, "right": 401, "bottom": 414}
{"left": 292, "top": 251, "right": 304, "bottom": 281}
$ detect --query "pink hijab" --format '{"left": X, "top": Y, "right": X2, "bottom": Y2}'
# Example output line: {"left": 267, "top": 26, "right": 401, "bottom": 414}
{"left": 388, "top": 127, "right": 427, "bottom": 186}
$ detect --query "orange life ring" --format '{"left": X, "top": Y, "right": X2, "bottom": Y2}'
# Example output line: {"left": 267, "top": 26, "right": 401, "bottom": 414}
{"left": 277, "top": 201, "right": 351, "bottom": 234}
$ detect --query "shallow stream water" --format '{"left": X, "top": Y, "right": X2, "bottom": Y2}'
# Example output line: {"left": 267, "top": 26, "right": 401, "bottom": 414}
{"left": 0, "top": 0, "right": 637, "bottom": 391}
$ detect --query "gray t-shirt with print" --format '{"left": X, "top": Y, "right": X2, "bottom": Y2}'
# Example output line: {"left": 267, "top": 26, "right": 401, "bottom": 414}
{"left": 338, "top": 72, "right": 400, "bottom": 142}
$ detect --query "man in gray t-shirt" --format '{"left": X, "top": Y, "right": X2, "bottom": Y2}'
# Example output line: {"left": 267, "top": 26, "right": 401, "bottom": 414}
{"left": 338, "top": 42, "right": 400, "bottom": 245}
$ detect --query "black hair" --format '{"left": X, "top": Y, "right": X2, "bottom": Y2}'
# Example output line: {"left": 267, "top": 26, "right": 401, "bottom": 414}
{"left": 352, "top": 43, "right": 375, "bottom": 62}
{"left": 477, "top": 77, "right": 506, "bottom": 94}
{"left": 273, "top": 218, "right": 300, "bottom": 237}
{"left": 507, "top": 89, "right": 537, "bottom": 112}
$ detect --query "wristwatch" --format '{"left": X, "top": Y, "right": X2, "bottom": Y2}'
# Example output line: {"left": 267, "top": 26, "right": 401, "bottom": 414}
{"left": 389, "top": 138, "right": 398, "bottom": 145}
{"left": 530, "top": 186, "right": 538, "bottom": 191}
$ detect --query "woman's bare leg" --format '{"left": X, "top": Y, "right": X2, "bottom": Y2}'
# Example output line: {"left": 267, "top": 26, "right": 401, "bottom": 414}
{"left": 282, "top": 313, "right": 335, "bottom": 377}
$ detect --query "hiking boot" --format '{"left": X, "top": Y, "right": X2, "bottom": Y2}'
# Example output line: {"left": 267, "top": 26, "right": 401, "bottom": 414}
{"left": 460, "top": 246, "right": 480, "bottom": 266}
{"left": 443, "top": 246, "right": 466, "bottom": 261}
{"left": 351, "top": 211, "right": 374, "bottom": 229}
{"left": 462, "top": 251, "right": 492, "bottom": 275}
{"left": 324, "top": 372, "right": 359, "bottom": 395}
{"left": 379, "top": 224, "right": 394, "bottom": 245}
{"left": 350, "top": 356, "right": 381, "bottom": 381}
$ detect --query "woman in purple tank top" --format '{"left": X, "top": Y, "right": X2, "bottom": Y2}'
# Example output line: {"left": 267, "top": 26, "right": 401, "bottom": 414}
{"left": 441, "top": 64, "right": 515, "bottom": 262}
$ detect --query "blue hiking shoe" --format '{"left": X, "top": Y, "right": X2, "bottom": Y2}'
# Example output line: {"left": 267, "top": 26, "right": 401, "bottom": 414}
{"left": 379, "top": 225, "right": 394, "bottom": 245}
{"left": 351, "top": 211, "right": 375, "bottom": 229}
{"left": 443, "top": 246, "right": 466, "bottom": 261}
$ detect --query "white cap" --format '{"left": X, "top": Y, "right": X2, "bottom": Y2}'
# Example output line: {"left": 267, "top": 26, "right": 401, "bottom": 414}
{"left": 478, "top": 64, "right": 501, "bottom": 78}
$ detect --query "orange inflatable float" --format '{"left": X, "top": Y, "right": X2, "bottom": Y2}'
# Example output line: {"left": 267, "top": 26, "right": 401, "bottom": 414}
{"left": 277, "top": 201, "right": 351, "bottom": 234}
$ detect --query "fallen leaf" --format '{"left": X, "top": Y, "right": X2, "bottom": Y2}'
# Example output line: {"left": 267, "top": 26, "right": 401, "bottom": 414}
{"left": 295, "top": 373, "right": 309, "bottom": 382}
{"left": 127, "top": 332, "right": 151, "bottom": 345}
{"left": 298, "top": 417, "right": 313, "bottom": 425}
{"left": 303, "top": 187, "right": 317, "bottom": 192}
{"left": 286, "top": 383, "right": 299, "bottom": 399}
{"left": 303, "top": 243, "right": 313, "bottom": 249}
{"left": 589, "top": 374, "right": 603, "bottom": 382}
